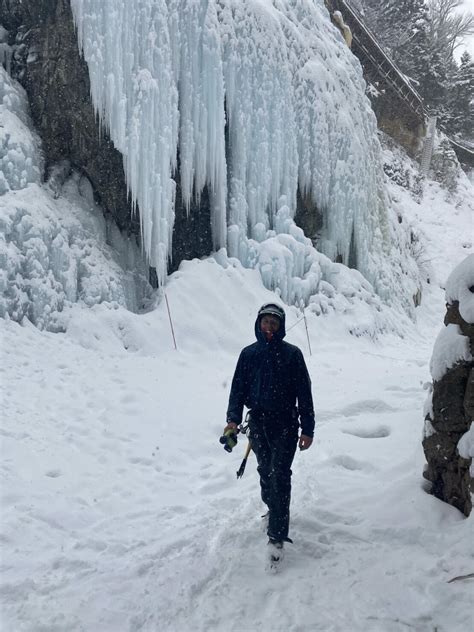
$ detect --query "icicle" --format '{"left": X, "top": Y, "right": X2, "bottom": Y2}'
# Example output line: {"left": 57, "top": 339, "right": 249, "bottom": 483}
{"left": 70, "top": 0, "right": 395, "bottom": 304}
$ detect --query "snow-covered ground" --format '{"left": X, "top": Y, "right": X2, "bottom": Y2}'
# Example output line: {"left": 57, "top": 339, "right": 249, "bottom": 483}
{"left": 1, "top": 8, "right": 473, "bottom": 630}
{"left": 1, "top": 228, "right": 473, "bottom": 632}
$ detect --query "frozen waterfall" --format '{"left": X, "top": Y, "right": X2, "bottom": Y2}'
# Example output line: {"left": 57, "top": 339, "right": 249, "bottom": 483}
{"left": 0, "top": 66, "right": 151, "bottom": 329}
{"left": 70, "top": 0, "right": 392, "bottom": 298}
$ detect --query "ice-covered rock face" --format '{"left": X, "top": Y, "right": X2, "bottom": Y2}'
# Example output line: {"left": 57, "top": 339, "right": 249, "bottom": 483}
{"left": 0, "top": 66, "right": 151, "bottom": 330}
{"left": 446, "top": 254, "right": 474, "bottom": 324}
{"left": 0, "top": 178, "right": 152, "bottom": 329}
{"left": 0, "top": 69, "right": 42, "bottom": 193}
{"left": 70, "top": 0, "right": 390, "bottom": 295}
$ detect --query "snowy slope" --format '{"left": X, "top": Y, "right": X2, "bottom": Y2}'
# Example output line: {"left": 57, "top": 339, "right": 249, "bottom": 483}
{"left": 1, "top": 153, "right": 473, "bottom": 629}
{"left": 381, "top": 140, "right": 473, "bottom": 289}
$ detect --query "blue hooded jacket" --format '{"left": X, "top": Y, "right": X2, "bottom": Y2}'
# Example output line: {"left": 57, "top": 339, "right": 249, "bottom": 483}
{"left": 226, "top": 310, "right": 315, "bottom": 436}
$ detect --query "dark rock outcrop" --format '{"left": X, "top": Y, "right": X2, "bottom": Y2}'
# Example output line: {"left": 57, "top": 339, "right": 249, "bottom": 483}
{"left": 423, "top": 300, "right": 473, "bottom": 517}
{"left": 368, "top": 88, "right": 425, "bottom": 159}
{"left": 294, "top": 188, "right": 324, "bottom": 245}
{"left": 1, "top": 0, "right": 213, "bottom": 279}
{"left": 2, "top": 0, "right": 137, "bottom": 233}
{"left": 169, "top": 180, "right": 212, "bottom": 274}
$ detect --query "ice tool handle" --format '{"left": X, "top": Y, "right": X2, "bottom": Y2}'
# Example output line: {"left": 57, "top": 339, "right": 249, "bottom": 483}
{"left": 219, "top": 428, "right": 238, "bottom": 453}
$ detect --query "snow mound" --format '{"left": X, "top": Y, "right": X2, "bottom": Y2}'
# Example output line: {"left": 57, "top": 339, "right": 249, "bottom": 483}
{"left": 429, "top": 324, "right": 472, "bottom": 382}
{"left": 219, "top": 202, "right": 401, "bottom": 321}
{"left": 446, "top": 254, "right": 474, "bottom": 323}
{"left": 0, "top": 180, "right": 151, "bottom": 330}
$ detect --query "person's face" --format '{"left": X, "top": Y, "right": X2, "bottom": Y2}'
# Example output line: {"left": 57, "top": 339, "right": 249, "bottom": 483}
{"left": 260, "top": 315, "right": 281, "bottom": 340}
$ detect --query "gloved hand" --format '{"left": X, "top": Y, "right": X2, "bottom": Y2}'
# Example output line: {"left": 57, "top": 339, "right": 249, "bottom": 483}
{"left": 223, "top": 421, "right": 239, "bottom": 434}
{"left": 220, "top": 422, "right": 239, "bottom": 453}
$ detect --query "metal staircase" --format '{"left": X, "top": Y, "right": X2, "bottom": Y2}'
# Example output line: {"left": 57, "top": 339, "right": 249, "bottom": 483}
{"left": 325, "top": 0, "right": 474, "bottom": 170}
{"left": 325, "top": 0, "right": 426, "bottom": 120}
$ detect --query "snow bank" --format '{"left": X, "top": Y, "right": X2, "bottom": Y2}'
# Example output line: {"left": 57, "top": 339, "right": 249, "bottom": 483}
{"left": 446, "top": 254, "right": 474, "bottom": 323}
{"left": 429, "top": 324, "right": 472, "bottom": 382}
{"left": 380, "top": 133, "right": 474, "bottom": 325}
{"left": 70, "top": 0, "right": 397, "bottom": 302}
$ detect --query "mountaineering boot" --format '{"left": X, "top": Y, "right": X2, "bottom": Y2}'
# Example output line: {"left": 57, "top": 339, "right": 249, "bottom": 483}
{"left": 267, "top": 538, "right": 284, "bottom": 569}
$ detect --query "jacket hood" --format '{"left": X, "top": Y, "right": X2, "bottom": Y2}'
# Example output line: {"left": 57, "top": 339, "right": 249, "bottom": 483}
{"left": 254, "top": 309, "right": 286, "bottom": 344}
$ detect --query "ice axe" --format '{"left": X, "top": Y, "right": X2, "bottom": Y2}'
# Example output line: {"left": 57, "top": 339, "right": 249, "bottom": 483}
{"left": 236, "top": 441, "right": 252, "bottom": 479}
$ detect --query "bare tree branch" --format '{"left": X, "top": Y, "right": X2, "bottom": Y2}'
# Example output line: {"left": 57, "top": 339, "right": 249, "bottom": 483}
{"left": 428, "top": 0, "right": 474, "bottom": 56}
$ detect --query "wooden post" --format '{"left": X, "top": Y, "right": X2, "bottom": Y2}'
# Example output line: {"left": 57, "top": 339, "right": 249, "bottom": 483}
{"left": 302, "top": 306, "right": 312, "bottom": 356}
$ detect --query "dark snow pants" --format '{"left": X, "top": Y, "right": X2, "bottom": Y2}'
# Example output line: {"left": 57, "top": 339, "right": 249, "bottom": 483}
{"left": 248, "top": 410, "right": 299, "bottom": 542}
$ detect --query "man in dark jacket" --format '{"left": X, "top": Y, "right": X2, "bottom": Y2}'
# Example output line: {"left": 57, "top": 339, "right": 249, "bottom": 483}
{"left": 224, "top": 303, "right": 315, "bottom": 560}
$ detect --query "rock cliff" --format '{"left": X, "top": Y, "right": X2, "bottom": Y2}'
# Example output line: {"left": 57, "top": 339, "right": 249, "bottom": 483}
{"left": 423, "top": 264, "right": 474, "bottom": 517}
{"left": 0, "top": 0, "right": 213, "bottom": 277}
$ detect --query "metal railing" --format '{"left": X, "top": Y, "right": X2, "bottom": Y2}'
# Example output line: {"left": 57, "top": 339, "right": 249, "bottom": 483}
{"left": 325, "top": 0, "right": 427, "bottom": 121}
{"left": 325, "top": 0, "right": 474, "bottom": 168}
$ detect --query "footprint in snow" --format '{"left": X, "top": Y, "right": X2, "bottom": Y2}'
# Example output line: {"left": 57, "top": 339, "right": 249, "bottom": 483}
{"left": 338, "top": 399, "right": 398, "bottom": 417}
{"left": 311, "top": 509, "right": 362, "bottom": 527}
{"left": 342, "top": 425, "right": 391, "bottom": 439}
{"left": 45, "top": 469, "right": 62, "bottom": 478}
{"left": 331, "top": 454, "right": 374, "bottom": 472}
{"left": 120, "top": 393, "right": 138, "bottom": 404}
{"left": 128, "top": 456, "right": 154, "bottom": 466}
{"left": 0, "top": 428, "right": 30, "bottom": 440}
{"left": 198, "top": 479, "right": 228, "bottom": 495}
{"left": 385, "top": 385, "right": 421, "bottom": 397}
{"left": 73, "top": 539, "right": 107, "bottom": 552}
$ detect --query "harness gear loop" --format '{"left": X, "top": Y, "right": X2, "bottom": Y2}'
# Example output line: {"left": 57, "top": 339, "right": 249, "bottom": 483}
{"left": 240, "top": 410, "right": 251, "bottom": 436}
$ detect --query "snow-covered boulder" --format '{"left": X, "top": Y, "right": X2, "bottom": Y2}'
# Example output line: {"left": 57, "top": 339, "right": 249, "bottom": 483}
{"left": 445, "top": 254, "right": 474, "bottom": 325}
{"left": 423, "top": 254, "right": 474, "bottom": 516}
